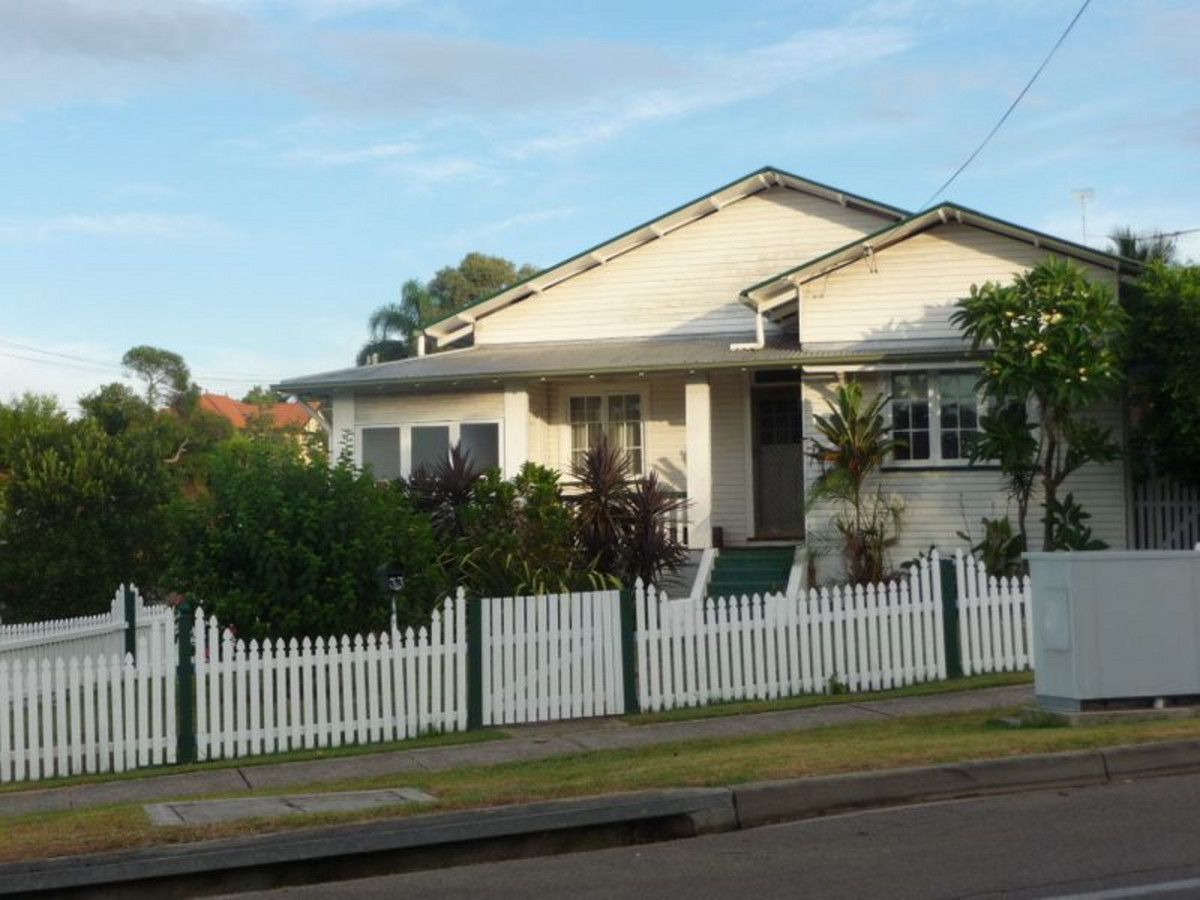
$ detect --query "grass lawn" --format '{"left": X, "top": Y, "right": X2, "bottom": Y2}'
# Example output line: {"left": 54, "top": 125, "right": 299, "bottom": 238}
{"left": 0, "top": 728, "right": 506, "bottom": 796}
{"left": 6, "top": 706, "right": 1200, "bottom": 865}
{"left": 623, "top": 671, "right": 1033, "bottom": 724}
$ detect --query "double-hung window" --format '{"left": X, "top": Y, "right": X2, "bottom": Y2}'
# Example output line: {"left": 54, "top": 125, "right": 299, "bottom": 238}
{"left": 889, "top": 371, "right": 981, "bottom": 466}
{"left": 569, "top": 392, "right": 644, "bottom": 472}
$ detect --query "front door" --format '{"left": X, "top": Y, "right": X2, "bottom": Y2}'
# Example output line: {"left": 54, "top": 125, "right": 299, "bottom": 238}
{"left": 752, "top": 384, "right": 805, "bottom": 538}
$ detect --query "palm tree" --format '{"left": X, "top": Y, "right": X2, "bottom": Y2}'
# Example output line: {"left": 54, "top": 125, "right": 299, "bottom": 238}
{"left": 1109, "top": 226, "right": 1176, "bottom": 265}
{"left": 356, "top": 279, "right": 431, "bottom": 366}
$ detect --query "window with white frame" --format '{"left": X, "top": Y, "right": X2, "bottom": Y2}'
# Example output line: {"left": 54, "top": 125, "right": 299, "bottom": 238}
{"left": 889, "top": 371, "right": 981, "bottom": 465}
{"left": 359, "top": 421, "right": 502, "bottom": 479}
{"left": 569, "top": 392, "right": 644, "bottom": 472}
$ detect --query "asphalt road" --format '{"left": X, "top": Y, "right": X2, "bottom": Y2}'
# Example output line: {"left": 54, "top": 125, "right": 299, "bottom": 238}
{"left": 226, "top": 772, "right": 1200, "bottom": 899}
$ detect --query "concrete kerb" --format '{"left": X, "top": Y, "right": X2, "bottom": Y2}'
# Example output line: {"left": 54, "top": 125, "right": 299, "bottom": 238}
{"left": 3, "top": 738, "right": 1198, "bottom": 898}
{"left": 733, "top": 749, "right": 1109, "bottom": 827}
{"left": 0, "top": 789, "right": 738, "bottom": 898}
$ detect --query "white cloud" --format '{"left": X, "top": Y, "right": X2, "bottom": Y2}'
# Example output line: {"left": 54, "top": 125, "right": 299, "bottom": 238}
{"left": 0, "top": 213, "right": 223, "bottom": 243}
{"left": 395, "top": 156, "right": 483, "bottom": 182}
{"left": 283, "top": 141, "right": 418, "bottom": 167}
{"left": 504, "top": 26, "right": 914, "bottom": 159}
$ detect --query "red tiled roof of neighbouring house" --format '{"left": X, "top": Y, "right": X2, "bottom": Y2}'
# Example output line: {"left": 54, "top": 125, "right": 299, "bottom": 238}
{"left": 199, "top": 393, "right": 316, "bottom": 430}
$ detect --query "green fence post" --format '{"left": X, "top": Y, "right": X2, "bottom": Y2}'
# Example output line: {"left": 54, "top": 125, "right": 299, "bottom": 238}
{"left": 466, "top": 596, "right": 483, "bottom": 730}
{"left": 619, "top": 588, "right": 640, "bottom": 715}
{"left": 176, "top": 600, "right": 197, "bottom": 763}
{"left": 939, "top": 556, "right": 963, "bottom": 679}
{"left": 123, "top": 584, "right": 138, "bottom": 660}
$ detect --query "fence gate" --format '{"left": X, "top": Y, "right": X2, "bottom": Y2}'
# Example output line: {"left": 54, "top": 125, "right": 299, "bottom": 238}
{"left": 480, "top": 591, "right": 624, "bottom": 725}
{"left": 1132, "top": 476, "right": 1200, "bottom": 550}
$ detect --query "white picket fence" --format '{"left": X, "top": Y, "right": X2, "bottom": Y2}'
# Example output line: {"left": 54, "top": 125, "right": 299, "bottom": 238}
{"left": 955, "top": 552, "right": 1033, "bottom": 675}
{"left": 0, "top": 550, "right": 1036, "bottom": 783}
{"left": 636, "top": 552, "right": 949, "bottom": 712}
{"left": 194, "top": 593, "right": 467, "bottom": 761}
{"left": 1133, "top": 476, "right": 1200, "bottom": 550}
{"left": 480, "top": 590, "right": 624, "bottom": 726}
{"left": 0, "top": 586, "right": 173, "bottom": 674}
{"left": 0, "top": 611, "right": 177, "bottom": 783}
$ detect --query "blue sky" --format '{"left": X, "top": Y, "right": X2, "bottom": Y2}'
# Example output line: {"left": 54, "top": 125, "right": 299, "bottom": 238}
{"left": 3, "top": 0, "right": 1197, "bottom": 408}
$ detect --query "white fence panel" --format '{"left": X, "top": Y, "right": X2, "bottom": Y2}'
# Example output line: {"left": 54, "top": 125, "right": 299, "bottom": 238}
{"left": 637, "top": 553, "right": 948, "bottom": 713}
{"left": 955, "top": 551, "right": 1033, "bottom": 675}
{"left": 0, "top": 608, "right": 176, "bottom": 784}
{"left": 0, "top": 586, "right": 174, "bottom": 674}
{"left": 194, "top": 592, "right": 466, "bottom": 762}
{"left": 480, "top": 590, "right": 624, "bottom": 726}
{"left": 1133, "top": 476, "right": 1200, "bottom": 550}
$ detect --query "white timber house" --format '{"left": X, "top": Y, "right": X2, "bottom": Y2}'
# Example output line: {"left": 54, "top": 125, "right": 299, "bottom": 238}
{"left": 278, "top": 166, "right": 1137, "bottom": 576}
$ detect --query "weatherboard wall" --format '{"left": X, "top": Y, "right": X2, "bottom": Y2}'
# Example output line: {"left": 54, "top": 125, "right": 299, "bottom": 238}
{"left": 472, "top": 186, "right": 884, "bottom": 346}
{"left": 801, "top": 374, "right": 1128, "bottom": 580}
{"left": 799, "top": 222, "right": 1120, "bottom": 347}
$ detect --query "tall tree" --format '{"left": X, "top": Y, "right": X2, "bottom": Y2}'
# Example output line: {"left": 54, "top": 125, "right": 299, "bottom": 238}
{"left": 242, "top": 385, "right": 280, "bottom": 406}
{"left": 121, "top": 345, "right": 192, "bottom": 408}
{"left": 1109, "top": 227, "right": 1176, "bottom": 265}
{"left": 953, "top": 258, "right": 1127, "bottom": 552}
{"left": 1123, "top": 261, "right": 1200, "bottom": 484}
{"left": 358, "top": 253, "right": 537, "bottom": 365}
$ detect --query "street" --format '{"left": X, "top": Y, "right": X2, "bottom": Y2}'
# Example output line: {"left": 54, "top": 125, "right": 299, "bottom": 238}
{"left": 230, "top": 771, "right": 1200, "bottom": 899}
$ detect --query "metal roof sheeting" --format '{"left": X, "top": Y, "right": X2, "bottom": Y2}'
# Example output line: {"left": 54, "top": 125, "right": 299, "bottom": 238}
{"left": 276, "top": 336, "right": 807, "bottom": 392}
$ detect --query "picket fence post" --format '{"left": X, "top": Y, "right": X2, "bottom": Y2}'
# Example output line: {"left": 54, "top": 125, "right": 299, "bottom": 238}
{"left": 466, "top": 595, "right": 483, "bottom": 730}
{"left": 176, "top": 601, "right": 197, "bottom": 763}
{"left": 123, "top": 584, "right": 138, "bottom": 660}
{"left": 938, "top": 554, "right": 964, "bottom": 679}
{"left": 620, "top": 585, "right": 640, "bottom": 714}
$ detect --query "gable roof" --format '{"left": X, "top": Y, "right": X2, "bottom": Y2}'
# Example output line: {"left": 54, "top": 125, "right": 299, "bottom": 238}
{"left": 422, "top": 165, "right": 908, "bottom": 346}
{"left": 741, "top": 202, "right": 1143, "bottom": 319}
{"left": 200, "top": 393, "right": 315, "bottom": 429}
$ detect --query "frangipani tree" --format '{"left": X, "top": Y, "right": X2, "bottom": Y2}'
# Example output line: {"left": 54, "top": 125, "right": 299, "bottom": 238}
{"left": 952, "top": 257, "right": 1127, "bottom": 552}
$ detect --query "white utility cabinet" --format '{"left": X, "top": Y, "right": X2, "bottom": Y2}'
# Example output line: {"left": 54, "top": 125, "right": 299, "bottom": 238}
{"left": 1025, "top": 551, "right": 1200, "bottom": 711}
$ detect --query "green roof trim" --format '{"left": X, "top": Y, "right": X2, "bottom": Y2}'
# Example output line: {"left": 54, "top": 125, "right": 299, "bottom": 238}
{"left": 423, "top": 165, "right": 909, "bottom": 336}
{"left": 741, "top": 201, "right": 1144, "bottom": 300}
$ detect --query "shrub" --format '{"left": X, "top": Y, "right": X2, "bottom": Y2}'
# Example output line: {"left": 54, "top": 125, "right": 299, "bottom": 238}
{"left": 807, "top": 382, "right": 904, "bottom": 584}
{"left": 165, "top": 438, "right": 441, "bottom": 640}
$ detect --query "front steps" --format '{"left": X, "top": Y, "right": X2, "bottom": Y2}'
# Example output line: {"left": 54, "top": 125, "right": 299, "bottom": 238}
{"left": 705, "top": 546, "right": 795, "bottom": 599}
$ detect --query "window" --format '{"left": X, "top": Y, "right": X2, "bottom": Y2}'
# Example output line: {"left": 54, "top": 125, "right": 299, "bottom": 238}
{"left": 361, "top": 427, "right": 401, "bottom": 481}
{"left": 569, "top": 392, "right": 644, "bottom": 472}
{"left": 358, "top": 421, "right": 502, "bottom": 478}
{"left": 889, "top": 371, "right": 981, "bottom": 465}
{"left": 937, "top": 372, "right": 980, "bottom": 461}
{"left": 411, "top": 425, "right": 450, "bottom": 474}
{"left": 459, "top": 422, "right": 500, "bottom": 471}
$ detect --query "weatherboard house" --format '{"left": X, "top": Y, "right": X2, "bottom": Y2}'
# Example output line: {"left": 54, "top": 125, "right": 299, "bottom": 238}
{"left": 278, "top": 167, "right": 1133, "bottom": 572}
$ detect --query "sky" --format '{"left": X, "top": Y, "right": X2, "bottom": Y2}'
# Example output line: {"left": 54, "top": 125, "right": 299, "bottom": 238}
{"left": 2, "top": 0, "right": 1197, "bottom": 410}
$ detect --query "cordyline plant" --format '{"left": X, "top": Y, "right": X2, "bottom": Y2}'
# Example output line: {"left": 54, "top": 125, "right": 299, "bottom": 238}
{"left": 807, "top": 382, "right": 904, "bottom": 585}
{"left": 952, "top": 257, "right": 1127, "bottom": 553}
{"left": 569, "top": 434, "right": 687, "bottom": 588}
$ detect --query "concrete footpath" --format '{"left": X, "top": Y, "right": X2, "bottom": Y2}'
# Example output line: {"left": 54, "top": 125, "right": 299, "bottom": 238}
{"left": 0, "top": 684, "right": 1031, "bottom": 818}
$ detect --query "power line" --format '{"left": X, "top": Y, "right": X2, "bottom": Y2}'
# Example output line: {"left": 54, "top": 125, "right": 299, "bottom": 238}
{"left": 1134, "top": 227, "right": 1200, "bottom": 240}
{"left": 0, "top": 338, "right": 279, "bottom": 384}
{"left": 919, "top": 0, "right": 1092, "bottom": 209}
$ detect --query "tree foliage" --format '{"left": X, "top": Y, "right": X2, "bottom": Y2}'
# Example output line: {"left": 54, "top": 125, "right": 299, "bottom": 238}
{"left": 952, "top": 257, "right": 1126, "bottom": 552}
{"left": 0, "top": 397, "right": 173, "bottom": 621}
{"left": 358, "top": 253, "right": 537, "bottom": 365}
{"left": 807, "top": 382, "right": 904, "bottom": 584}
{"left": 121, "top": 345, "right": 193, "bottom": 408}
{"left": 1122, "top": 261, "right": 1200, "bottom": 484}
{"left": 165, "top": 439, "right": 441, "bottom": 640}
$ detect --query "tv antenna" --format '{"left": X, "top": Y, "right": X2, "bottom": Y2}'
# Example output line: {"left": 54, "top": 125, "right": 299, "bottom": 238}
{"left": 1071, "top": 188, "right": 1094, "bottom": 242}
